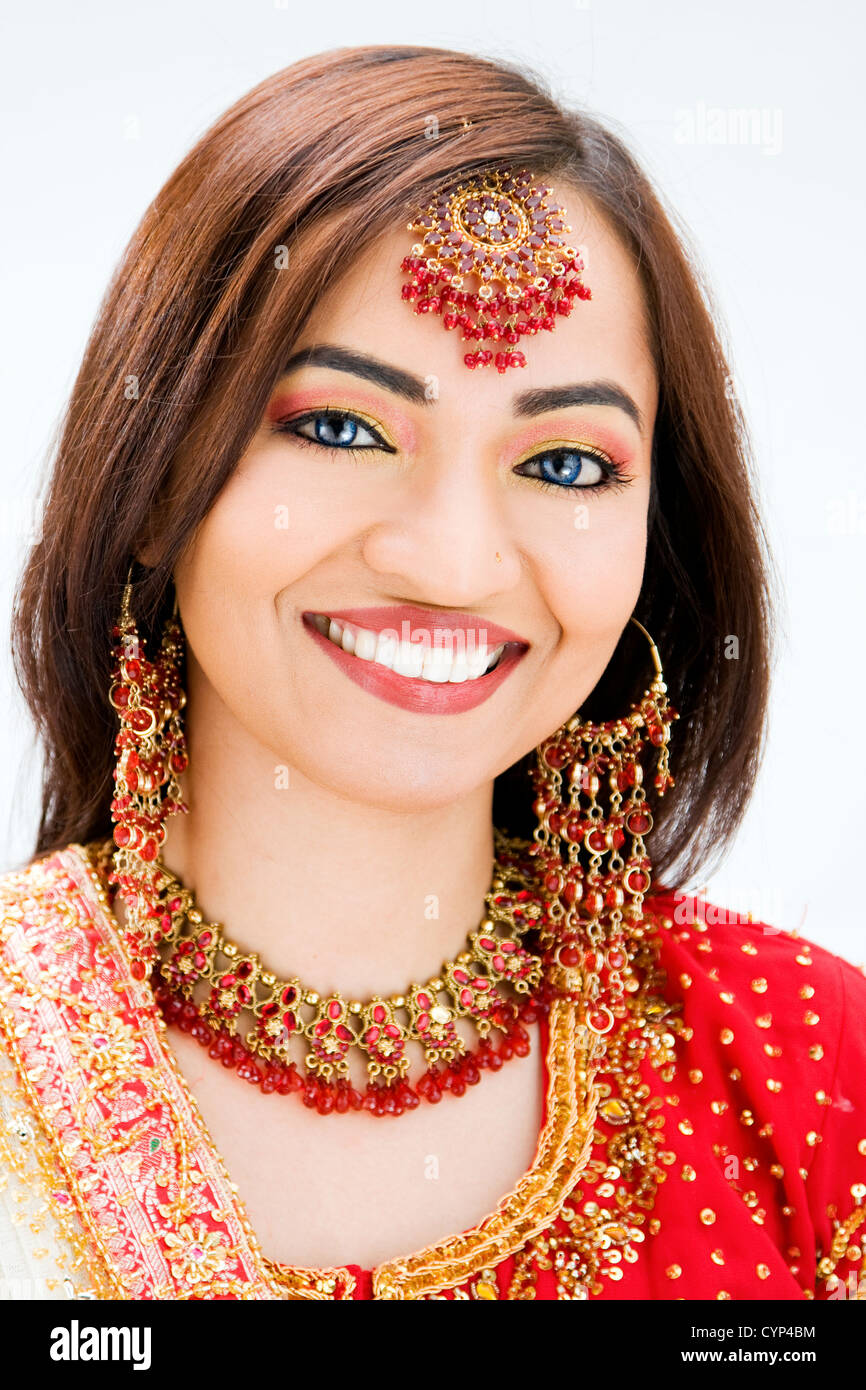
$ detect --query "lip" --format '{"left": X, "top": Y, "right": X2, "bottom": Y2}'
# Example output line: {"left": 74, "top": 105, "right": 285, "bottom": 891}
{"left": 301, "top": 606, "right": 530, "bottom": 715}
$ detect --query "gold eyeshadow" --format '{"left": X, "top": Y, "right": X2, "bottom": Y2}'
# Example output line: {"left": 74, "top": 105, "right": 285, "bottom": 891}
{"left": 276, "top": 402, "right": 399, "bottom": 453}
{"left": 511, "top": 437, "right": 613, "bottom": 469}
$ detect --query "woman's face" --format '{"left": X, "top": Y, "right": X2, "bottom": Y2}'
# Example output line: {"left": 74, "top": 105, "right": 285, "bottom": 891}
{"left": 171, "top": 186, "right": 658, "bottom": 812}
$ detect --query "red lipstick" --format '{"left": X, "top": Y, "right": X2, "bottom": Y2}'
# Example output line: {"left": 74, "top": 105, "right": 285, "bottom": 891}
{"left": 302, "top": 605, "right": 529, "bottom": 715}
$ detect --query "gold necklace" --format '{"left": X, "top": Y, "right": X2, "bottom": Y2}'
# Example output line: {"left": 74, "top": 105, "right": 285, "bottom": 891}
{"left": 98, "top": 831, "right": 559, "bottom": 1117}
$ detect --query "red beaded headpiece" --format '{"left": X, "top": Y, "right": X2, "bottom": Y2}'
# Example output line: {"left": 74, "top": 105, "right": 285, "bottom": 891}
{"left": 400, "top": 166, "right": 591, "bottom": 373}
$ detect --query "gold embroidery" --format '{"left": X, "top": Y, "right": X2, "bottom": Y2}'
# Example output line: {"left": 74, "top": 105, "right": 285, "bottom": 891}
{"left": 817, "top": 1202, "right": 866, "bottom": 1293}
{"left": 503, "top": 924, "right": 682, "bottom": 1298}
{"left": 0, "top": 847, "right": 278, "bottom": 1299}
{"left": 372, "top": 999, "right": 601, "bottom": 1299}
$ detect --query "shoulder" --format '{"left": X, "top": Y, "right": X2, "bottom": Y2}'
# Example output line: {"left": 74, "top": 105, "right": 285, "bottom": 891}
{"left": 639, "top": 883, "right": 866, "bottom": 1157}
{"left": 644, "top": 885, "right": 865, "bottom": 1057}
{"left": 0, "top": 840, "right": 110, "bottom": 909}
{"left": 0, "top": 841, "right": 114, "bottom": 1002}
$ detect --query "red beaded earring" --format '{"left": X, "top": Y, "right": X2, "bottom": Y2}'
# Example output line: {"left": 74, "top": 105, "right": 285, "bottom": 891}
{"left": 108, "top": 567, "right": 192, "bottom": 979}
{"left": 529, "top": 618, "right": 678, "bottom": 1037}
{"left": 400, "top": 165, "right": 591, "bottom": 373}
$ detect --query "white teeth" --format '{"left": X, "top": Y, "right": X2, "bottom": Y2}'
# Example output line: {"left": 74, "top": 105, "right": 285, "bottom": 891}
{"left": 373, "top": 631, "right": 399, "bottom": 670}
{"left": 421, "top": 646, "right": 452, "bottom": 683}
{"left": 393, "top": 641, "right": 425, "bottom": 678}
{"left": 354, "top": 628, "right": 377, "bottom": 662}
{"left": 311, "top": 615, "right": 511, "bottom": 684}
{"left": 485, "top": 643, "right": 505, "bottom": 673}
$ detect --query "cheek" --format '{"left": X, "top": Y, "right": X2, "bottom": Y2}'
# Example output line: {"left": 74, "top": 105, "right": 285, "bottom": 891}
{"left": 532, "top": 492, "right": 649, "bottom": 643}
{"left": 178, "top": 443, "right": 354, "bottom": 599}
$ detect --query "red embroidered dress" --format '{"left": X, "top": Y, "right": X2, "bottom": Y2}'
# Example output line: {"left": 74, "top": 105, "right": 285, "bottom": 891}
{"left": 0, "top": 840, "right": 864, "bottom": 1301}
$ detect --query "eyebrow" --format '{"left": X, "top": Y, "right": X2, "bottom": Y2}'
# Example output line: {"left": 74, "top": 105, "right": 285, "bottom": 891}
{"left": 281, "top": 344, "right": 645, "bottom": 437}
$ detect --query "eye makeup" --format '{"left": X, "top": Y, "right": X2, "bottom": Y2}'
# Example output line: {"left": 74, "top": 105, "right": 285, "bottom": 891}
{"left": 266, "top": 388, "right": 410, "bottom": 453}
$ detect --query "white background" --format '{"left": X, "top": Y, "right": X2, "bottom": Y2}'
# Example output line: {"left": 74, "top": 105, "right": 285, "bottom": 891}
{"left": 1, "top": 0, "right": 863, "bottom": 963}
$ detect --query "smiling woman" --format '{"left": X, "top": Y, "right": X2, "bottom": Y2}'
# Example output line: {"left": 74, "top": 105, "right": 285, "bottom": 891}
{"left": 2, "top": 44, "right": 865, "bottom": 1306}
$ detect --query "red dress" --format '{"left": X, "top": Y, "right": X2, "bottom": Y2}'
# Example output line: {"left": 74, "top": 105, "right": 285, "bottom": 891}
{"left": 0, "top": 840, "right": 864, "bottom": 1300}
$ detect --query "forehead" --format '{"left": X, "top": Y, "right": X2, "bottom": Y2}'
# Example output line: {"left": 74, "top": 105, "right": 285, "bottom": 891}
{"left": 291, "top": 183, "right": 656, "bottom": 416}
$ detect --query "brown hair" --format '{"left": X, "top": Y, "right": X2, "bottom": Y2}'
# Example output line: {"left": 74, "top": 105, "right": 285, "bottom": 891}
{"left": 10, "top": 44, "right": 777, "bottom": 888}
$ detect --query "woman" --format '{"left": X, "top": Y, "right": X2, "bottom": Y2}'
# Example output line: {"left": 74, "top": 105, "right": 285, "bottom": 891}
{"left": 1, "top": 44, "right": 864, "bottom": 1303}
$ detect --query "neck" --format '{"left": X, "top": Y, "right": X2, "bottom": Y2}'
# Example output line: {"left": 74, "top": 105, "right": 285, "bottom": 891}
{"left": 153, "top": 693, "right": 498, "bottom": 1001}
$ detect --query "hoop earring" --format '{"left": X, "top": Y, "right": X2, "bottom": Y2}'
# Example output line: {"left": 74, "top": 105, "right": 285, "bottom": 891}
{"left": 107, "top": 564, "right": 190, "bottom": 978}
{"left": 529, "top": 617, "right": 678, "bottom": 1036}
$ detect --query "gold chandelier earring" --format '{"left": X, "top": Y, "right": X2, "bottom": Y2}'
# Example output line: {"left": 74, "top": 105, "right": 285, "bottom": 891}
{"left": 528, "top": 617, "right": 678, "bottom": 1037}
{"left": 108, "top": 564, "right": 191, "bottom": 980}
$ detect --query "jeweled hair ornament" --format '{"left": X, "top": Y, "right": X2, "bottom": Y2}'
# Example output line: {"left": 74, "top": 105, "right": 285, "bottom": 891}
{"left": 400, "top": 166, "right": 591, "bottom": 373}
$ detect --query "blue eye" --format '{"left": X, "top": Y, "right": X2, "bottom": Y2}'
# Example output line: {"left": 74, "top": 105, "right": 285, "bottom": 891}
{"left": 514, "top": 445, "right": 627, "bottom": 493}
{"left": 274, "top": 409, "right": 395, "bottom": 453}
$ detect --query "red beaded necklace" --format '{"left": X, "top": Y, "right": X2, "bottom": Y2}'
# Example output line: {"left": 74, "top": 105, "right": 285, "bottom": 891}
{"left": 95, "top": 834, "right": 560, "bottom": 1118}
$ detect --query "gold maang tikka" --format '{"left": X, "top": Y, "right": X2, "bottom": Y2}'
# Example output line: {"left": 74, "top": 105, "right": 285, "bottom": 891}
{"left": 400, "top": 165, "right": 592, "bottom": 373}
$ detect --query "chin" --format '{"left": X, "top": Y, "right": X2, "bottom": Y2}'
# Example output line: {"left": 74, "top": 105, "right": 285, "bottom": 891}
{"left": 300, "top": 743, "right": 493, "bottom": 815}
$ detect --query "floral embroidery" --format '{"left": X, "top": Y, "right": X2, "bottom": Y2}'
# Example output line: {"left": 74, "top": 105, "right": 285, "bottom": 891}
{"left": 163, "top": 1220, "right": 235, "bottom": 1284}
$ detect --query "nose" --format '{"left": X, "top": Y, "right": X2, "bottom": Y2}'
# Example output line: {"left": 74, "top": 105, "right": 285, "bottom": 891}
{"left": 359, "top": 457, "right": 522, "bottom": 606}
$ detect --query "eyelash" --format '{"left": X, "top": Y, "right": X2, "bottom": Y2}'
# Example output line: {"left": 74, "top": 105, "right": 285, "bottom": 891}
{"left": 273, "top": 409, "right": 634, "bottom": 496}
